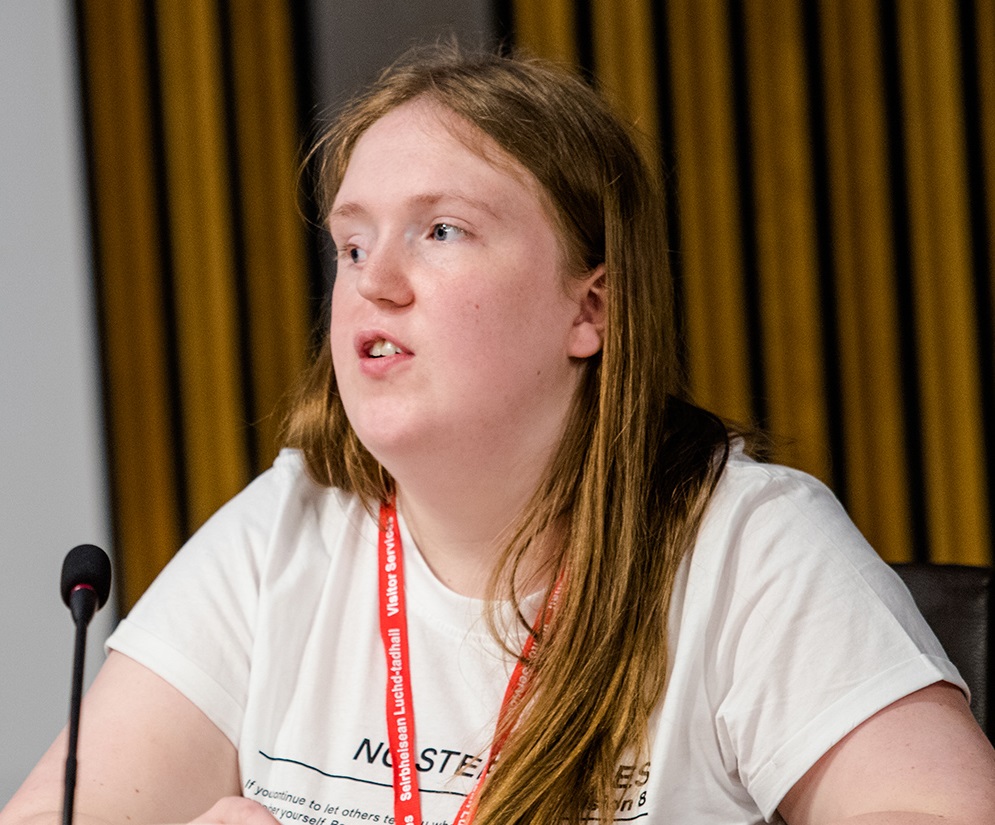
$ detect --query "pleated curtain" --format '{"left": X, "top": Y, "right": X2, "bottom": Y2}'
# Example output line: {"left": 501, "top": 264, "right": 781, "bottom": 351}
{"left": 514, "top": 0, "right": 994, "bottom": 569}
{"left": 77, "top": 0, "right": 993, "bottom": 611}
{"left": 77, "top": 0, "right": 316, "bottom": 610}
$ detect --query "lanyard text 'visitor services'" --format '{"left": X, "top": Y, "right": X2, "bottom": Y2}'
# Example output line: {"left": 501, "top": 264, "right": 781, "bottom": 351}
{"left": 377, "top": 499, "right": 558, "bottom": 825}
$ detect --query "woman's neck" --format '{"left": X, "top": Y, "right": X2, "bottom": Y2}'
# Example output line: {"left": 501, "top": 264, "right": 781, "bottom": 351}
{"left": 393, "top": 466, "right": 554, "bottom": 599}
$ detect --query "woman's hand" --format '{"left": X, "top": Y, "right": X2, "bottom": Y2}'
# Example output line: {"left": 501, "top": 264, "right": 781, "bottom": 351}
{"left": 191, "top": 798, "right": 282, "bottom": 825}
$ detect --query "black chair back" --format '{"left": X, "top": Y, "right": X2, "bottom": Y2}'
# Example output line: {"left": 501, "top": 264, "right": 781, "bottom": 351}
{"left": 891, "top": 563, "right": 993, "bottom": 739}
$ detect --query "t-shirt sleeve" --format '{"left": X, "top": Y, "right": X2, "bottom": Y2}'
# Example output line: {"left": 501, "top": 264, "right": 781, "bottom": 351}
{"left": 105, "top": 455, "right": 301, "bottom": 747}
{"left": 700, "top": 463, "right": 966, "bottom": 819}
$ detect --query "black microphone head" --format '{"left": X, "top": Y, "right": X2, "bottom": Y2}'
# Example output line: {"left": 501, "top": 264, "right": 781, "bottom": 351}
{"left": 61, "top": 544, "right": 112, "bottom": 610}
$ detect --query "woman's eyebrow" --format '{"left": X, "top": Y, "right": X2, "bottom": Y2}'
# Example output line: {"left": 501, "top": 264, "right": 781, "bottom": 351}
{"left": 407, "top": 191, "right": 500, "bottom": 219}
{"left": 329, "top": 201, "right": 367, "bottom": 221}
{"left": 329, "top": 191, "right": 501, "bottom": 223}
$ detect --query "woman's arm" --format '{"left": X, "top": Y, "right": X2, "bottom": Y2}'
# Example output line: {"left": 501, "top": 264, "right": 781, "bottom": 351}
{"left": 779, "top": 682, "right": 995, "bottom": 824}
{"left": 0, "top": 651, "right": 270, "bottom": 825}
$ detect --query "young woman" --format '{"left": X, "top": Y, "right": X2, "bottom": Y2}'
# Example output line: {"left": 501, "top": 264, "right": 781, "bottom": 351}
{"left": 3, "top": 49, "right": 994, "bottom": 825}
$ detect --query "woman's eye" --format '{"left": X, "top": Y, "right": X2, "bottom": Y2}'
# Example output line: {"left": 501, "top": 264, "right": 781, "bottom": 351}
{"left": 431, "top": 223, "right": 463, "bottom": 242}
{"left": 348, "top": 246, "right": 367, "bottom": 263}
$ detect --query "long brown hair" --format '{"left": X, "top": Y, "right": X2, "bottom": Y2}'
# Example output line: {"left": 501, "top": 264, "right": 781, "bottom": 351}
{"left": 285, "top": 47, "right": 731, "bottom": 824}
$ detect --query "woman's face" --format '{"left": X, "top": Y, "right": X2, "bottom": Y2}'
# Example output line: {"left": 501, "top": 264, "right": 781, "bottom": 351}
{"left": 328, "top": 98, "right": 602, "bottom": 483}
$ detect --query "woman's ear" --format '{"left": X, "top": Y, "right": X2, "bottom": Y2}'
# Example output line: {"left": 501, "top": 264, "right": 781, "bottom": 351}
{"left": 567, "top": 265, "right": 606, "bottom": 358}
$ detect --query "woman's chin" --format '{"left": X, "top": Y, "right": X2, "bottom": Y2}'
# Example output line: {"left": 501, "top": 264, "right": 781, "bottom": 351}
{"left": 353, "top": 422, "right": 480, "bottom": 485}
{"left": 350, "top": 420, "right": 431, "bottom": 471}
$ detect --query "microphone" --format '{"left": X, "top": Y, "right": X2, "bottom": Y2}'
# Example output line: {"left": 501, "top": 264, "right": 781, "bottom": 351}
{"left": 60, "top": 544, "right": 112, "bottom": 825}
{"left": 61, "top": 543, "right": 112, "bottom": 626}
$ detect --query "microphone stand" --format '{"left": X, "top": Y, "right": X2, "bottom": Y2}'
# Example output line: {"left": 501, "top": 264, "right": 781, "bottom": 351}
{"left": 63, "top": 583, "right": 99, "bottom": 825}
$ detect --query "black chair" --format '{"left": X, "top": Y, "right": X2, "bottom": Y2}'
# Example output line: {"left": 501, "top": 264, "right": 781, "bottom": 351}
{"left": 890, "top": 563, "right": 994, "bottom": 740}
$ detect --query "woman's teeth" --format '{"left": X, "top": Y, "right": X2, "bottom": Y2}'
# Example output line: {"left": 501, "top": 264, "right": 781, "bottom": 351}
{"left": 369, "top": 340, "right": 402, "bottom": 357}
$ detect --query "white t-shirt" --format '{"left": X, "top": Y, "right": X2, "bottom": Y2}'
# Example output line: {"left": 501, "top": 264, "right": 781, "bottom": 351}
{"left": 107, "top": 447, "right": 963, "bottom": 824}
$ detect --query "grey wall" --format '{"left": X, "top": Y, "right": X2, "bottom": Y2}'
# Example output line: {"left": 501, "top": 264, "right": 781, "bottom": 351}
{"left": 0, "top": 0, "right": 114, "bottom": 803}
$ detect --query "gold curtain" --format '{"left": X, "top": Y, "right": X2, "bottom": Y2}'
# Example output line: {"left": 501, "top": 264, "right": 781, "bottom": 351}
{"left": 513, "top": 0, "right": 994, "bottom": 566}
{"left": 76, "top": 0, "right": 994, "bottom": 610}
{"left": 77, "top": 0, "right": 314, "bottom": 611}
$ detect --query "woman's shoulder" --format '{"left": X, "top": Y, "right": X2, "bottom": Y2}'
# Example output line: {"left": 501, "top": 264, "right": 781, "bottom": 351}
{"left": 150, "top": 448, "right": 375, "bottom": 588}
{"left": 692, "top": 443, "right": 896, "bottom": 593}
{"left": 201, "top": 448, "right": 362, "bottom": 537}
{"left": 709, "top": 444, "right": 853, "bottom": 538}
{"left": 689, "top": 443, "right": 925, "bottom": 631}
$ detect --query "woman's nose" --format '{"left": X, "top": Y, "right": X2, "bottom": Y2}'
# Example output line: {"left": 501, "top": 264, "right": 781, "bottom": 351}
{"left": 355, "top": 239, "right": 414, "bottom": 308}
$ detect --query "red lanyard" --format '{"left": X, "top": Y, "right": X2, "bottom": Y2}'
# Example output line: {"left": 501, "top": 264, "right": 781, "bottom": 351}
{"left": 377, "top": 499, "right": 559, "bottom": 825}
